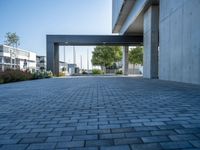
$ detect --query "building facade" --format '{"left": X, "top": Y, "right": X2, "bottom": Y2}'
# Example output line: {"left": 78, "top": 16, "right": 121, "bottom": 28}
{"left": 112, "top": 0, "right": 200, "bottom": 84}
{"left": 36, "top": 56, "right": 46, "bottom": 72}
{"left": 0, "top": 45, "right": 36, "bottom": 72}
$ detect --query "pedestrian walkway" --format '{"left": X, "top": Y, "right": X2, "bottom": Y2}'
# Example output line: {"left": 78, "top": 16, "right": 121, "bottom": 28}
{"left": 0, "top": 77, "right": 200, "bottom": 150}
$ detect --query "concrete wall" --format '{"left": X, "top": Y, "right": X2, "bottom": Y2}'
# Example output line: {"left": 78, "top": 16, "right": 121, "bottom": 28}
{"left": 143, "top": 6, "right": 159, "bottom": 79}
{"left": 159, "top": 0, "right": 200, "bottom": 84}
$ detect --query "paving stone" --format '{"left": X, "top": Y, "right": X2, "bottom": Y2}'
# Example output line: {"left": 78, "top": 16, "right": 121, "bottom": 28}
{"left": 141, "top": 135, "right": 170, "bottom": 143}
{"left": 169, "top": 134, "right": 198, "bottom": 141}
{"left": 56, "top": 141, "right": 84, "bottom": 148}
{"left": 85, "top": 140, "right": 114, "bottom": 146}
{"left": 87, "top": 129, "right": 110, "bottom": 134}
{"left": 131, "top": 143, "right": 163, "bottom": 150}
{"left": 46, "top": 136, "right": 72, "bottom": 142}
{"left": 27, "top": 143, "right": 56, "bottom": 149}
{"left": 190, "top": 140, "right": 200, "bottom": 148}
{"left": 125, "top": 131, "right": 151, "bottom": 138}
{"left": 151, "top": 130, "right": 177, "bottom": 136}
{"left": 0, "top": 77, "right": 199, "bottom": 149}
{"left": 100, "top": 145, "right": 130, "bottom": 150}
{"left": 73, "top": 134, "right": 98, "bottom": 140}
{"left": 160, "top": 141, "right": 193, "bottom": 149}
{"left": 19, "top": 137, "right": 46, "bottom": 144}
{"left": 100, "top": 133, "right": 124, "bottom": 139}
{"left": 114, "top": 137, "right": 142, "bottom": 145}
{"left": 0, "top": 144, "right": 28, "bottom": 150}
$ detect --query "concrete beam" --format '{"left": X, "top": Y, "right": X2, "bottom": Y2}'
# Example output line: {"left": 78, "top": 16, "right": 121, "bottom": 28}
{"left": 143, "top": 5, "right": 159, "bottom": 79}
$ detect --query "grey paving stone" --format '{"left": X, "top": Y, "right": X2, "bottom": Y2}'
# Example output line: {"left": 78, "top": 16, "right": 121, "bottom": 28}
{"left": 100, "top": 145, "right": 130, "bottom": 150}
{"left": 114, "top": 138, "right": 142, "bottom": 145}
{"left": 73, "top": 134, "right": 98, "bottom": 140}
{"left": 0, "top": 77, "right": 199, "bottom": 149}
{"left": 151, "top": 130, "right": 177, "bottom": 136}
{"left": 142, "top": 135, "right": 170, "bottom": 143}
{"left": 0, "top": 144, "right": 28, "bottom": 150}
{"left": 190, "top": 140, "right": 200, "bottom": 148}
{"left": 70, "top": 147, "right": 98, "bottom": 150}
{"left": 125, "top": 131, "right": 151, "bottom": 138}
{"left": 19, "top": 137, "right": 46, "bottom": 144}
{"left": 169, "top": 134, "right": 198, "bottom": 141}
{"left": 100, "top": 133, "right": 124, "bottom": 139}
{"left": 160, "top": 141, "right": 193, "bottom": 149}
{"left": 85, "top": 140, "right": 114, "bottom": 146}
{"left": 46, "top": 136, "right": 72, "bottom": 142}
{"left": 131, "top": 143, "right": 163, "bottom": 150}
{"left": 56, "top": 141, "right": 84, "bottom": 148}
{"left": 27, "top": 143, "right": 56, "bottom": 149}
{"left": 87, "top": 129, "right": 110, "bottom": 134}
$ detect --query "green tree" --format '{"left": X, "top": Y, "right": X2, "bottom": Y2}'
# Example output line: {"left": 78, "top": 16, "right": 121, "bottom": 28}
{"left": 91, "top": 46, "right": 122, "bottom": 71}
{"left": 4, "top": 32, "right": 20, "bottom": 47}
{"left": 129, "top": 46, "right": 143, "bottom": 65}
{"left": 4, "top": 32, "right": 20, "bottom": 70}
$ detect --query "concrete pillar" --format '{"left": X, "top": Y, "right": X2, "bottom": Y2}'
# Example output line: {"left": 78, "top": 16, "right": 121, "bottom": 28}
{"left": 122, "top": 46, "right": 129, "bottom": 75}
{"left": 54, "top": 43, "right": 59, "bottom": 76}
{"left": 143, "top": 5, "right": 159, "bottom": 79}
{"left": 47, "top": 42, "right": 59, "bottom": 76}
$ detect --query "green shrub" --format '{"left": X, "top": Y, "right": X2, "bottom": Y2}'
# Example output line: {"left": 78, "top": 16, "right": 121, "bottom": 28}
{"left": 0, "top": 70, "right": 53, "bottom": 84}
{"left": 115, "top": 70, "right": 123, "bottom": 75}
{"left": 92, "top": 69, "right": 103, "bottom": 75}
{"left": 0, "top": 69, "right": 33, "bottom": 83}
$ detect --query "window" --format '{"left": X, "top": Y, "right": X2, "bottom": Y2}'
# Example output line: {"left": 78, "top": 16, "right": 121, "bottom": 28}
{"left": 4, "top": 57, "right": 11, "bottom": 63}
{"left": 0, "top": 57, "right": 2, "bottom": 63}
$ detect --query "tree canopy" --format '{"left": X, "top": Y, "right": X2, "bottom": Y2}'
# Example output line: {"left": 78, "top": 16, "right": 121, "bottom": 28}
{"left": 4, "top": 32, "right": 20, "bottom": 47}
{"left": 129, "top": 46, "right": 143, "bottom": 65}
{"left": 91, "top": 46, "right": 122, "bottom": 68}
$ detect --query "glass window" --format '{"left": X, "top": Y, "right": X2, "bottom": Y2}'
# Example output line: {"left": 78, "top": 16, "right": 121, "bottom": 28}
{"left": 4, "top": 57, "right": 11, "bottom": 63}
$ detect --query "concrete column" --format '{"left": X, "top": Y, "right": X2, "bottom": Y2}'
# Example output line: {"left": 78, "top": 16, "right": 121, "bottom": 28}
{"left": 47, "top": 42, "right": 59, "bottom": 76}
{"left": 143, "top": 5, "right": 159, "bottom": 79}
{"left": 122, "top": 46, "right": 129, "bottom": 75}
{"left": 54, "top": 43, "right": 59, "bottom": 76}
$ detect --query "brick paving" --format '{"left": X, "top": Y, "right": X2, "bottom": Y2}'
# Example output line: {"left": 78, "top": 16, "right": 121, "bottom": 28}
{"left": 0, "top": 76, "right": 200, "bottom": 150}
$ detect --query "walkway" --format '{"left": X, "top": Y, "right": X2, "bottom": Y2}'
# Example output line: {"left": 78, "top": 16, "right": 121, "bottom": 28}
{"left": 0, "top": 77, "right": 200, "bottom": 150}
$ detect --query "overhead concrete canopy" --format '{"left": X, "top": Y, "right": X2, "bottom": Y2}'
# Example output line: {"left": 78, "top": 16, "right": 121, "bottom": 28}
{"left": 112, "top": 0, "right": 159, "bottom": 35}
{"left": 46, "top": 34, "right": 143, "bottom": 75}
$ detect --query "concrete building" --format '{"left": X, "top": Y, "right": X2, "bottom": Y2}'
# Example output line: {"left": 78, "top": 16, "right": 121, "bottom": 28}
{"left": 112, "top": 0, "right": 200, "bottom": 84}
{"left": 0, "top": 45, "right": 36, "bottom": 72}
{"left": 36, "top": 56, "right": 46, "bottom": 72}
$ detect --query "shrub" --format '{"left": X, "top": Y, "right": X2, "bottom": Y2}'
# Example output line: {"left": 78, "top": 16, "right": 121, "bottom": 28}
{"left": 115, "top": 70, "right": 123, "bottom": 75}
{"left": 92, "top": 69, "right": 103, "bottom": 75}
{"left": 0, "top": 70, "right": 53, "bottom": 84}
{"left": 0, "top": 69, "right": 33, "bottom": 83}
{"left": 59, "top": 72, "right": 66, "bottom": 77}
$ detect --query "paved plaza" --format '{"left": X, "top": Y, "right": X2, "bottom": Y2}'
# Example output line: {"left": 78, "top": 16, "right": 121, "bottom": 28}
{"left": 0, "top": 76, "right": 200, "bottom": 150}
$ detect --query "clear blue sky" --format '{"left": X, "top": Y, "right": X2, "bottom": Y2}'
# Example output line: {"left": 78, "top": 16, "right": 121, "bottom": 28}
{"left": 0, "top": 0, "right": 112, "bottom": 69}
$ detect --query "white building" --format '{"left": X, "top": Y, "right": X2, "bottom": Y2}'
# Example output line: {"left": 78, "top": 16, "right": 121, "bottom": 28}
{"left": 0, "top": 45, "right": 36, "bottom": 72}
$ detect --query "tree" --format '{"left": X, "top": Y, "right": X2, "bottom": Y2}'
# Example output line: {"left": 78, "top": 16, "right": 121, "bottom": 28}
{"left": 91, "top": 46, "right": 122, "bottom": 71}
{"left": 4, "top": 32, "right": 20, "bottom": 70}
{"left": 129, "top": 46, "right": 143, "bottom": 65}
{"left": 4, "top": 32, "right": 20, "bottom": 47}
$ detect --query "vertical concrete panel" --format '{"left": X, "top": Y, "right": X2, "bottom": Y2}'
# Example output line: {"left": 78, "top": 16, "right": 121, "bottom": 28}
{"left": 159, "top": 18, "right": 170, "bottom": 80}
{"left": 122, "top": 46, "right": 129, "bottom": 75}
{"left": 159, "top": 0, "right": 200, "bottom": 84}
{"left": 143, "top": 6, "right": 159, "bottom": 79}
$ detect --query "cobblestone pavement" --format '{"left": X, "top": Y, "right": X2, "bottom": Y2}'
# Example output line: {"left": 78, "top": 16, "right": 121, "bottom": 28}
{"left": 0, "top": 76, "right": 200, "bottom": 150}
